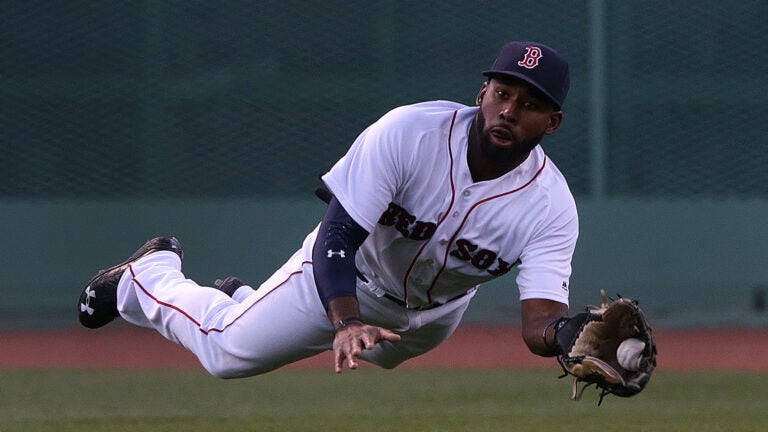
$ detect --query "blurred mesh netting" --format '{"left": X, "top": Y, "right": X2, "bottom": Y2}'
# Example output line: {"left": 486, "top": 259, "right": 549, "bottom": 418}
{"left": 604, "top": 2, "right": 768, "bottom": 197}
{"left": 1, "top": 1, "right": 765, "bottom": 199}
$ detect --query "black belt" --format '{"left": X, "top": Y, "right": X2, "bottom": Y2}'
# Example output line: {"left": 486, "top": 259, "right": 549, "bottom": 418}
{"left": 358, "top": 270, "right": 471, "bottom": 311}
{"left": 381, "top": 290, "right": 471, "bottom": 311}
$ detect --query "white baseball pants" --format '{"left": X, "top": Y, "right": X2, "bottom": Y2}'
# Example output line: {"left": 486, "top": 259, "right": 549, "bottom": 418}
{"left": 116, "top": 234, "right": 475, "bottom": 378}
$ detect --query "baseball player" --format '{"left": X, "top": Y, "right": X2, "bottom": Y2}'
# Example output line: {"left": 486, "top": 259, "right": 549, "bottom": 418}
{"left": 78, "top": 41, "right": 577, "bottom": 378}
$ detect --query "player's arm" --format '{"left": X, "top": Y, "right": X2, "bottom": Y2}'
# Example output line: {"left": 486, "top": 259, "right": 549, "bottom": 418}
{"left": 312, "top": 196, "right": 368, "bottom": 312}
{"left": 312, "top": 197, "right": 400, "bottom": 372}
{"left": 517, "top": 195, "right": 578, "bottom": 358}
{"left": 520, "top": 298, "right": 568, "bottom": 357}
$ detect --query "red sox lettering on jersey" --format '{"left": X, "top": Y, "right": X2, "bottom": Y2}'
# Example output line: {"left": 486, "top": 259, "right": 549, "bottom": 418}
{"left": 378, "top": 202, "right": 437, "bottom": 241}
{"left": 377, "top": 202, "right": 517, "bottom": 278}
{"left": 449, "top": 238, "right": 518, "bottom": 276}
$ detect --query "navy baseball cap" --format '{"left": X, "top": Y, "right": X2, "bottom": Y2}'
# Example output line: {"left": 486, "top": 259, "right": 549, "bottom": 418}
{"left": 482, "top": 41, "right": 570, "bottom": 109}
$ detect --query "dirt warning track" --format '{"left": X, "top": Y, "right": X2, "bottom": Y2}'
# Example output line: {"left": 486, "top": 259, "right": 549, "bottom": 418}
{"left": 1, "top": 326, "right": 765, "bottom": 371}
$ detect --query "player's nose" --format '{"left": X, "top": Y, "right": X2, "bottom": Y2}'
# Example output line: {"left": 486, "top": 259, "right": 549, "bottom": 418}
{"left": 499, "top": 104, "right": 518, "bottom": 123}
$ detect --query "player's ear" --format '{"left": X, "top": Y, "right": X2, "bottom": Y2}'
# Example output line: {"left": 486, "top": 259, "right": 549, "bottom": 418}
{"left": 545, "top": 111, "right": 563, "bottom": 135}
{"left": 476, "top": 82, "right": 489, "bottom": 106}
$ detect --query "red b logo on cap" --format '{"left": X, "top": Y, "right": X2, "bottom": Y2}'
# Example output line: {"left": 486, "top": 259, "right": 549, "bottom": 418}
{"left": 517, "top": 46, "right": 543, "bottom": 69}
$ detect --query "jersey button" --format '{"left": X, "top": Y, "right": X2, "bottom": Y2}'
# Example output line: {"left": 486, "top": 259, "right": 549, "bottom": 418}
{"left": 462, "top": 190, "right": 471, "bottom": 197}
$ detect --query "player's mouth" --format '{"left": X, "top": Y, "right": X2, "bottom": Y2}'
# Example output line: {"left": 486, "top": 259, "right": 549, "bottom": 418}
{"left": 489, "top": 127, "right": 516, "bottom": 147}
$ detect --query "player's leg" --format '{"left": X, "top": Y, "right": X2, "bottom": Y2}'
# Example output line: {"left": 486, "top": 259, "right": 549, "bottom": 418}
{"left": 116, "top": 242, "right": 334, "bottom": 378}
{"left": 356, "top": 286, "right": 477, "bottom": 369}
{"left": 78, "top": 237, "right": 185, "bottom": 329}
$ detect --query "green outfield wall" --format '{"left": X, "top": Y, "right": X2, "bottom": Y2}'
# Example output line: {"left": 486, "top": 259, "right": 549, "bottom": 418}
{"left": 1, "top": 198, "right": 766, "bottom": 328}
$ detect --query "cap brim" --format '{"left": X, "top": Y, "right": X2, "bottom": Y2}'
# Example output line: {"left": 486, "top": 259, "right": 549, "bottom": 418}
{"left": 482, "top": 71, "right": 562, "bottom": 110}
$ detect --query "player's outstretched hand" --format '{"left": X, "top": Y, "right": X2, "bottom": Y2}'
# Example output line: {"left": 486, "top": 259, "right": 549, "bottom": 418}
{"left": 333, "top": 322, "right": 401, "bottom": 373}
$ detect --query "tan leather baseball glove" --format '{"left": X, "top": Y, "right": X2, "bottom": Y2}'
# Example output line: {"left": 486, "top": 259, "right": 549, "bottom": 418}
{"left": 554, "top": 290, "right": 657, "bottom": 404}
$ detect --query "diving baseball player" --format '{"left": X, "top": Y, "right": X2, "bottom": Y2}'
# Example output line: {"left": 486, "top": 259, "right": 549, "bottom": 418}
{"left": 78, "top": 41, "right": 578, "bottom": 378}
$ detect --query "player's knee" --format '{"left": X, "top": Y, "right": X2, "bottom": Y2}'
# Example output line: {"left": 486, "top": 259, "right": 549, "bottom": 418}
{"left": 204, "top": 363, "right": 256, "bottom": 379}
{"left": 378, "top": 362, "right": 400, "bottom": 370}
{"left": 201, "top": 356, "right": 279, "bottom": 379}
{"left": 202, "top": 362, "right": 237, "bottom": 379}
{"left": 196, "top": 355, "right": 255, "bottom": 379}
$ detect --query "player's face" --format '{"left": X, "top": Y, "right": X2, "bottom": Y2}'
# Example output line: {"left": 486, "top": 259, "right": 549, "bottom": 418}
{"left": 474, "top": 78, "right": 562, "bottom": 165}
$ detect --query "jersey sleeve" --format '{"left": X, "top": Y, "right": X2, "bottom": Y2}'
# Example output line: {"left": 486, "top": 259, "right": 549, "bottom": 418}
{"left": 321, "top": 108, "right": 417, "bottom": 232}
{"left": 515, "top": 195, "right": 579, "bottom": 306}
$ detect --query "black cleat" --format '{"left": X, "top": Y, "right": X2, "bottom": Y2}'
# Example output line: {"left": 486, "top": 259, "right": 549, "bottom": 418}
{"left": 78, "top": 237, "right": 184, "bottom": 329}
{"left": 214, "top": 276, "right": 246, "bottom": 297}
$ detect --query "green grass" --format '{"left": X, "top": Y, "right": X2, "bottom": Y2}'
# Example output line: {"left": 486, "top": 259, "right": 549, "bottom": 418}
{"left": 0, "top": 368, "right": 766, "bottom": 431}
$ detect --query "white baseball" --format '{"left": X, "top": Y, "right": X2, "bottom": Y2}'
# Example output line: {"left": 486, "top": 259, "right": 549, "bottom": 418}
{"left": 616, "top": 338, "right": 645, "bottom": 371}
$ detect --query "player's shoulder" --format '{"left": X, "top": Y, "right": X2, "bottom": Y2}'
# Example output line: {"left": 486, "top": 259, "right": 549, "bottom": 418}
{"left": 376, "top": 100, "right": 471, "bottom": 129}
{"left": 535, "top": 148, "right": 577, "bottom": 209}
{"left": 391, "top": 100, "right": 469, "bottom": 114}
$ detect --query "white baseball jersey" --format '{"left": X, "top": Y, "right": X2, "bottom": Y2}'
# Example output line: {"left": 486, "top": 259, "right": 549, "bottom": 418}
{"left": 323, "top": 101, "right": 578, "bottom": 308}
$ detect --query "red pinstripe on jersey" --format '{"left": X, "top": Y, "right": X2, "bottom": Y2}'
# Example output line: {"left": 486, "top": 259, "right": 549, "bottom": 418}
{"left": 401, "top": 110, "right": 459, "bottom": 303}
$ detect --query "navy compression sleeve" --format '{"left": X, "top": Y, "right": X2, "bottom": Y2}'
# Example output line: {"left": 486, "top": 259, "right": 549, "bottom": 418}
{"left": 312, "top": 197, "right": 369, "bottom": 310}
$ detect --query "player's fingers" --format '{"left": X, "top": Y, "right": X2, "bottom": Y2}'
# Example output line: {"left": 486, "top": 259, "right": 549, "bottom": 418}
{"left": 334, "top": 350, "right": 360, "bottom": 373}
{"left": 357, "top": 327, "right": 400, "bottom": 352}
{"left": 333, "top": 325, "right": 392, "bottom": 372}
{"left": 377, "top": 328, "right": 402, "bottom": 343}
{"left": 361, "top": 328, "right": 398, "bottom": 349}
{"left": 333, "top": 348, "right": 345, "bottom": 373}
{"left": 342, "top": 341, "right": 362, "bottom": 371}
{"left": 346, "top": 351, "right": 359, "bottom": 370}
{"left": 360, "top": 333, "right": 376, "bottom": 350}
{"left": 334, "top": 339, "right": 363, "bottom": 373}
